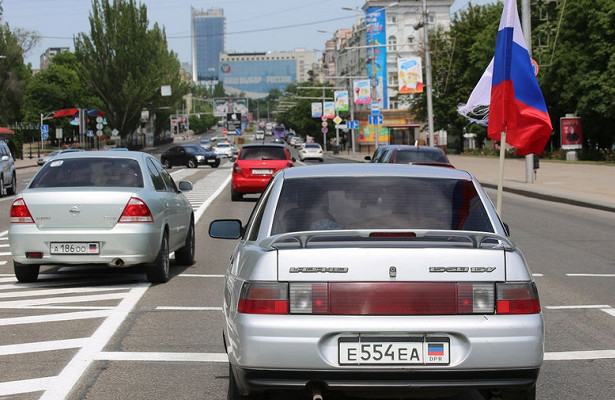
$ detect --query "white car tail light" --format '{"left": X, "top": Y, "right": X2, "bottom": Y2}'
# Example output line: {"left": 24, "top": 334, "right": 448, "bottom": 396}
{"left": 238, "top": 282, "right": 289, "bottom": 314}
{"left": 10, "top": 198, "right": 34, "bottom": 223}
{"left": 496, "top": 282, "right": 541, "bottom": 314}
{"left": 118, "top": 197, "right": 154, "bottom": 223}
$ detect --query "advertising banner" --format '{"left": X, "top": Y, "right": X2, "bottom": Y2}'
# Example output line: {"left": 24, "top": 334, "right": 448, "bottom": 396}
{"left": 354, "top": 79, "right": 371, "bottom": 105}
{"left": 366, "top": 7, "right": 388, "bottom": 109}
{"left": 398, "top": 57, "right": 423, "bottom": 94}
{"left": 311, "top": 102, "right": 323, "bottom": 118}
{"left": 323, "top": 101, "right": 335, "bottom": 119}
{"left": 560, "top": 116, "right": 582, "bottom": 149}
{"left": 214, "top": 98, "right": 248, "bottom": 117}
{"left": 334, "top": 90, "right": 349, "bottom": 112}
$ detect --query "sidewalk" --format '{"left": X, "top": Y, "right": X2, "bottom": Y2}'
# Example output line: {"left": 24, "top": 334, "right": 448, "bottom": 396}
{"left": 328, "top": 150, "right": 615, "bottom": 213}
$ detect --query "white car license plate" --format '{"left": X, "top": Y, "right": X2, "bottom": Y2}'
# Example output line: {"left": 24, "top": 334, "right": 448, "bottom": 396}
{"left": 207, "top": 159, "right": 215, "bottom": 163}
{"left": 50, "top": 242, "right": 100, "bottom": 255}
{"left": 252, "top": 169, "right": 273, "bottom": 175}
{"left": 338, "top": 336, "right": 450, "bottom": 365}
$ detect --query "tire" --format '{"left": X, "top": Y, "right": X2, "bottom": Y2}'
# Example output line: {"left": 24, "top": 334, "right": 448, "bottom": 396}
{"left": 174, "top": 218, "right": 195, "bottom": 265}
{"left": 147, "top": 232, "right": 170, "bottom": 283}
{"left": 162, "top": 159, "right": 172, "bottom": 169}
{"left": 230, "top": 187, "right": 243, "bottom": 202}
{"left": 0, "top": 175, "right": 5, "bottom": 197}
{"left": 14, "top": 261, "right": 40, "bottom": 283}
{"left": 7, "top": 172, "right": 16, "bottom": 195}
{"left": 187, "top": 158, "right": 197, "bottom": 168}
{"left": 211, "top": 162, "right": 220, "bottom": 168}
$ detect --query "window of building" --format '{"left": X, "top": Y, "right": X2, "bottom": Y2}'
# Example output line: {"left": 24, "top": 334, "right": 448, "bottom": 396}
{"left": 388, "top": 35, "right": 397, "bottom": 51}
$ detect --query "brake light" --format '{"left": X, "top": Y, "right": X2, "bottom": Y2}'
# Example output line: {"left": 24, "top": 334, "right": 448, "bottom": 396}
{"left": 233, "top": 163, "right": 242, "bottom": 174}
{"left": 289, "top": 282, "right": 496, "bottom": 315}
{"left": 286, "top": 161, "right": 294, "bottom": 168}
{"left": 238, "top": 282, "right": 289, "bottom": 314}
{"left": 10, "top": 199, "right": 34, "bottom": 223}
{"left": 496, "top": 282, "right": 541, "bottom": 314}
{"left": 118, "top": 197, "right": 154, "bottom": 223}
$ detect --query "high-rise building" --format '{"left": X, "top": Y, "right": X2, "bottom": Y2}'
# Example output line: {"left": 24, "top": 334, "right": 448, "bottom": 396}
{"left": 191, "top": 7, "right": 225, "bottom": 82}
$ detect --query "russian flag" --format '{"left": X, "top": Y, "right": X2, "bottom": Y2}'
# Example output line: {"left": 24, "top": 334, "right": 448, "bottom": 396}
{"left": 488, "top": 0, "right": 552, "bottom": 156}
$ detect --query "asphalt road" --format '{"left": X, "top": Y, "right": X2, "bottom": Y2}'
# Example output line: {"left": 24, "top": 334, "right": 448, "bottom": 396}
{"left": 0, "top": 144, "right": 613, "bottom": 399}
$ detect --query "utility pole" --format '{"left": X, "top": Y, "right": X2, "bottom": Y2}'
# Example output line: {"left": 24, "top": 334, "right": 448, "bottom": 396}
{"left": 422, "top": 0, "right": 435, "bottom": 147}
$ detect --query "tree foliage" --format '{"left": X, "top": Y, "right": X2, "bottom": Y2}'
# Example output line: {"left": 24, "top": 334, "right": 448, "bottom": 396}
{"left": 74, "top": 0, "right": 188, "bottom": 139}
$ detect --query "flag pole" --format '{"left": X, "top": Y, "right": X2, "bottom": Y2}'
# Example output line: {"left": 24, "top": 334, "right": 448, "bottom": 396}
{"left": 496, "top": 131, "right": 506, "bottom": 215}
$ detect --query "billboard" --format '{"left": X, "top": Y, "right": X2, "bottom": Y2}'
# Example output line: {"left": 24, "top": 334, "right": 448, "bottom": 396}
{"left": 366, "top": 7, "right": 388, "bottom": 109}
{"left": 220, "top": 59, "right": 297, "bottom": 98}
{"left": 398, "top": 57, "right": 423, "bottom": 94}
{"left": 560, "top": 116, "right": 582, "bottom": 149}
{"left": 213, "top": 98, "right": 248, "bottom": 118}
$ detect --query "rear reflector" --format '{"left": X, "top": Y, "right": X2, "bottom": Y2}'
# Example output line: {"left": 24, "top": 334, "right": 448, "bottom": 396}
{"left": 496, "top": 282, "right": 541, "bottom": 314}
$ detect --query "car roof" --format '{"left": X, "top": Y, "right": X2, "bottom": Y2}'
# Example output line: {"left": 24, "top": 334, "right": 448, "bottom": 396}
{"left": 49, "top": 150, "right": 149, "bottom": 161}
{"left": 241, "top": 143, "right": 286, "bottom": 149}
{"left": 278, "top": 163, "right": 471, "bottom": 180}
{"left": 388, "top": 145, "right": 446, "bottom": 153}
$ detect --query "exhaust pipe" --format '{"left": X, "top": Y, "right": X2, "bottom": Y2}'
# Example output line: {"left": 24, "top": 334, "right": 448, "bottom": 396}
{"left": 309, "top": 385, "right": 323, "bottom": 400}
{"left": 110, "top": 258, "right": 125, "bottom": 267}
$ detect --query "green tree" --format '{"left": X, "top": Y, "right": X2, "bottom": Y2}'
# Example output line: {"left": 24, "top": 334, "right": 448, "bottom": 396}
{"left": 540, "top": 0, "right": 615, "bottom": 150}
{"left": 74, "top": 0, "right": 188, "bottom": 141}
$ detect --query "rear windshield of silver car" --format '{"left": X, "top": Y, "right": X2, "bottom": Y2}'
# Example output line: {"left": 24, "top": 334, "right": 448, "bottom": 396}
{"left": 30, "top": 158, "right": 144, "bottom": 188}
{"left": 271, "top": 176, "right": 493, "bottom": 234}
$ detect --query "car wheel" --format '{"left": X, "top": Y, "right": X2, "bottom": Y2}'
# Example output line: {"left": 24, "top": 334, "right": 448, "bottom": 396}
{"left": 147, "top": 232, "right": 170, "bottom": 283}
{"left": 231, "top": 187, "right": 243, "bottom": 201}
{"left": 162, "top": 159, "right": 171, "bottom": 169}
{"left": 211, "top": 162, "right": 220, "bottom": 168}
{"left": 187, "top": 158, "right": 197, "bottom": 168}
{"left": 7, "top": 172, "right": 16, "bottom": 195}
{"left": 0, "top": 175, "right": 5, "bottom": 197}
{"left": 174, "top": 218, "right": 195, "bottom": 265}
{"left": 319, "top": 158, "right": 324, "bottom": 162}
{"left": 14, "top": 261, "right": 40, "bottom": 283}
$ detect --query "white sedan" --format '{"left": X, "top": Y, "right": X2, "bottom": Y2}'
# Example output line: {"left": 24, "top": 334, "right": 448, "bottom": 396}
{"left": 298, "top": 142, "right": 324, "bottom": 162}
{"left": 213, "top": 142, "right": 234, "bottom": 158}
{"left": 9, "top": 151, "right": 195, "bottom": 284}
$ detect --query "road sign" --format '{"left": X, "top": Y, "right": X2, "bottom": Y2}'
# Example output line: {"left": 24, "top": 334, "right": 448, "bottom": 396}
{"left": 41, "top": 124, "right": 49, "bottom": 133}
{"left": 322, "top": 127, "right": 328, "bottom": 134}
{"left": 235, "top": 128, "right": 242, "bottom": 135}
{"left": 321, "top": 121, "right": 328, "bottom": 127}
{"left": 347, "top": 120, "right": 359, "bottom": 129}
{"left": 371, "top": 101, "right": 380, "bottom": 114}
{"left": 368, "top": 114, "right": 383, "bottom": 125}
{"left": 41, "top": 132, "right": 49, "bottom": 140}
{"left": 222, "top": 128, "right": 228, "bottom": 135}
{"left": 333, "top": 116, "right": 342, "bottom": 125}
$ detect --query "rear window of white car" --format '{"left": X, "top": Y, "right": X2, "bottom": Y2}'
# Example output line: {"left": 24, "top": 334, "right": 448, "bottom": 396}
{"left": 271, "top": 177, "right": 493, "bottom": 234}
{"left": 30, "top": 158, "right": 144, "bottom": 188}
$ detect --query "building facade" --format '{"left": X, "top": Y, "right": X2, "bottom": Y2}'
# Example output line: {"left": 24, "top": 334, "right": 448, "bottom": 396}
{"left": 39, "top": 47, "right": 70, "bottom": 71}
{"left": 191, "top": 7, "right": 225, "bottom": 82}
{"left": 219, "top": 49, "right": 318, "bottom": 98}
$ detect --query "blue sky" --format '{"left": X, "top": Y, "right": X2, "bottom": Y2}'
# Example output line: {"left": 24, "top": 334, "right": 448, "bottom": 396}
{"left": 1, "top": 0, "right": 496, "bottom": 69}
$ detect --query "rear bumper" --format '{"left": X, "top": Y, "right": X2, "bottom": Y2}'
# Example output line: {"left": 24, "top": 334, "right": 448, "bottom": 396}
{"left": 233, "top": 366, "right": 539, "bottom": 395}
{"left": 232, "top": 175, "right": 272, "bottom": 194}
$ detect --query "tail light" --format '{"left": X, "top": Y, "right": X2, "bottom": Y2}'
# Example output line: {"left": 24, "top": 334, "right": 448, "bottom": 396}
{"left": 496, "top": 282, "right": 541, "bottom": 314}
{"left": 240, "top": 281, "right": 540, "bottom": 315}
{"left": 238, "top": 282, "right": 289, "bottom": 314}
{"left": 286, "top": 161, "right": 294, "bottom": 168}
{"left": 10, "top": 198, "right": 34, "bottom": 223}
{"left": 233, "top": 162, "right": 242, "bottom": 174}
{"left": 118, "top": 197, "right": 154, "bottom": 223}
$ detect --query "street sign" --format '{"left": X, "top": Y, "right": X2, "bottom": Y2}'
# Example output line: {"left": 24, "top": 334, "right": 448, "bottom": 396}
{"left": 41, "top": 124, "right": 49, "bottom": 133}
{"left": 335, "top": 124, "right": 347, "bottom": 130}
{"left": 222, "top": 128, "right": 228, "bottom": 135}
{"left": 321, "top": 127, "right": 328, "bottom": 134}
{"left": 347, "top": 120, "right": 359, "bottom": 129}
{"left": 368, "top": 114, "right": 383, "bottom": 125}
{"left": 321, "top": 121, "right": 328, "bottom": 127}
{"left": 371, "top": 101, "right": 380, "bottom": 114}
{"left": 235, "top": 128, "right": 242, "bottom": 135}
{"left": 333, "top": 116, "right": 342, "bottom": 125}
{"left": 41, "top": 132, "right": 49, "bottom": 140}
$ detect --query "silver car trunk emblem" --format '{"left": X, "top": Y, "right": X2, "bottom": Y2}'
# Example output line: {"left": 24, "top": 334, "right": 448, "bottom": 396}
{"left": 69, "top": 206, "right": 80, "bottom": 216}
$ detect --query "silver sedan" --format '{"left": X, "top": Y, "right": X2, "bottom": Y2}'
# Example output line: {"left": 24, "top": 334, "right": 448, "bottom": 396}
{"left": 210, "top": 164, "right": 544, "bottom": 400}
{"left": 9, "top": 151, "right": 195, "bottom": 283}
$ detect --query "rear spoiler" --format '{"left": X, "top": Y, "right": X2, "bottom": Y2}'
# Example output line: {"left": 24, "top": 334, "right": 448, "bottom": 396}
{"left": 259, "top": 229, "right": 515, "bottom": 251}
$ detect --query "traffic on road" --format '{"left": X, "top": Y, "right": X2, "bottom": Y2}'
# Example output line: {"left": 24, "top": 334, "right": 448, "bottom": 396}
{"left": 0, "top": 132, "right": 613, "bottom": 399}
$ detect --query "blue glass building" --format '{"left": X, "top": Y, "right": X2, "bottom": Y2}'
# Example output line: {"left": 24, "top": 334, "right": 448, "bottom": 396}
{"left": 191, "top": 7, "right": 225, "bottom": 82}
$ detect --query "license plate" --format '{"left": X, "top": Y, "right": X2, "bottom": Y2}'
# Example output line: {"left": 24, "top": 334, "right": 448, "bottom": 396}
{"left": 50, "top": 242, "right": 100, "bottom": 255}
{"left": 252, "top": 169, "right": 273, "bottom": 175}
{"left": 207, "top": 159, "right": 215, "bottom": 163}
{"left": 338, "top": 336, "right": 450, "bottom": 365}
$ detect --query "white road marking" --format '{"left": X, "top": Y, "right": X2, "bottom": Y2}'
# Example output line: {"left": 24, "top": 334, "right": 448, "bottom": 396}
{"left": 179, "top": 273, "right": 225, "bottom": 278}
{"left": 96, "top": 351, "right": 228, "bottom": 362}
{"left": 0, "top": 338, "right": 89, "bottom": 356}
{"left": 156, "top": 306, "right": 222, "bottom": 311}
{"left": 544, "top": 350, "right": 615, "bottom": 361}
{"left": 567, "top": 273, "right": 615, "bottom": 277}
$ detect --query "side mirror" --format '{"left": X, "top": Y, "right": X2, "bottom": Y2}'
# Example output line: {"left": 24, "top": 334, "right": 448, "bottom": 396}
{"left": 178, "top": 181, "right": 193, "bottom": 192}
{"left": 364, "top": 155, "right": 371, "bottom": 161}
{"left": 209, "top": 219, "right": 243, "bottom": 239}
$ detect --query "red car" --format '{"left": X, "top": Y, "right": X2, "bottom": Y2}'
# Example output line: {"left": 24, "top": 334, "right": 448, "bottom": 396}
{"left": 231, "top": 143, "right": 294, "bottom": 201}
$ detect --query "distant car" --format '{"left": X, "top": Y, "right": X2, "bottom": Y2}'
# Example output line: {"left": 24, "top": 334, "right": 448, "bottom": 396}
{"left": 210, "top": 163, "right": 544, "bottom": 400}
{"left": 213, "top": 142, "right": 234, "bottom": 158}
{"left": 298, "top": 142, "right": 324, "bottom": 162}
{"left": 199, "top": 139, "right": 213, "bottom": 151}
{"left": 230, "top": 143, "right": 294, "bottom": 201}
{"left": 255, "top": 130, "right": 265, "bottom": 140}
{"left": 377, "top": 145, "right": 454, "bottom": 168}
{"left": 364, "top": 145, "right": 395, "bottom": 163}
{"left": 37, "top": 148, "right": 87, "bottom": 166}
{"left": 9, "top": 151, "right": 195, "bottom": 283}
{"left": 161, "top": 144, "right": 220, "bottom": 168}
{"left": 290, "top": 136, "right": 305, "bottom": 148}
{"left": 270, "top": 137, "right": 285, "bottom": 144}
{"left": 0, "top": 140, "right": 16, "bottom": 196}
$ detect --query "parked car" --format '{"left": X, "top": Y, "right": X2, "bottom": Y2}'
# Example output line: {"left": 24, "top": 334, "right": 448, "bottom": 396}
{"left": 0, "top": 140, "right": 16, "bottom": 197}
{"left": 161, "top": 144, "right": 220, "bottom": 168}
{"left": 376, "top": 145, "right": 454, "bottom": 168}
{"left": 213, "top": 142, "right": 234, "bottom": 158}
{"left": 209, "top": 163, "right": 544, "bottom": 400}
{"left": 298, "top": 142, "right": 324, "bottom": 162}
{"left": 230, "top": 143, "right": 294, "bottom": 201}
{"left": 37, "top": 148, "right": 86, "bottom": 166}
{"left": 9, "top": 151, "right": 195, "bottom": 283}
